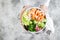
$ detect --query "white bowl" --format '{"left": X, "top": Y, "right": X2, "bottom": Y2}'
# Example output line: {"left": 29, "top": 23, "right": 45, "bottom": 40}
{"left": 20, "top": 7, "right": 54, "bottom": 34}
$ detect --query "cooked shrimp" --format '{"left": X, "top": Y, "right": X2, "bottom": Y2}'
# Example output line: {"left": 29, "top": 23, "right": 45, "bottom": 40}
{"left": 28, "top": 8, "right": 45, "bottom": 21}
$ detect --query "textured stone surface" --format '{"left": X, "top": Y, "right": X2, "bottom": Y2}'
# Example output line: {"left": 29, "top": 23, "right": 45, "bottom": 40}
{"left": 0, "top": 0, "right": 60, "bottom": 40}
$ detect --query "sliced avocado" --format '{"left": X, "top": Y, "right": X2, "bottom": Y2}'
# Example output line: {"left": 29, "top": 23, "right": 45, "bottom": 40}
{"left": 29, "top": 21, "right": 32, "bottom": 24}
{"left": 22, "top": 10, "right": 28, "bottom": 17}
{"left": 38, "top": 22, "right": 45, "bottom": 28}
{"left": 22, "top": 10, "right": 30, "bottom": 25}
{"left": 34, "top": 20, "right": 38, "bottom": 24}
{"left": 22, "top": 17, "right": 29, "bottom": 25}
{"left": 40, "top": 22, "right": 45, "bottom": 28}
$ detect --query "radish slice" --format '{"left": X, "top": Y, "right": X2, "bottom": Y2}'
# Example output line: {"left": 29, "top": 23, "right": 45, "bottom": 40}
{"left": 35, "top": 25, "right": 40, "bottom": 31}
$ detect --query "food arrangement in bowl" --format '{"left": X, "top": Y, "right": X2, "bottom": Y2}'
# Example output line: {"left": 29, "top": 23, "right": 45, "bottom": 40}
{"left": 20, "top": 7, "right": 47, "bottom": 33}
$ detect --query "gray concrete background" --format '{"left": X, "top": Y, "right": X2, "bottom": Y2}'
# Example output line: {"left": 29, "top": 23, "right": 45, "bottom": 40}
{"left": 0, "top": 0, "right": 60, "bottom": 40}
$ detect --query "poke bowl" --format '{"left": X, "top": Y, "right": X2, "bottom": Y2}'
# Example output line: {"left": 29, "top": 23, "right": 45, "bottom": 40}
{"left": 20, "top": 7, "right": 47, "bottom": 34}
